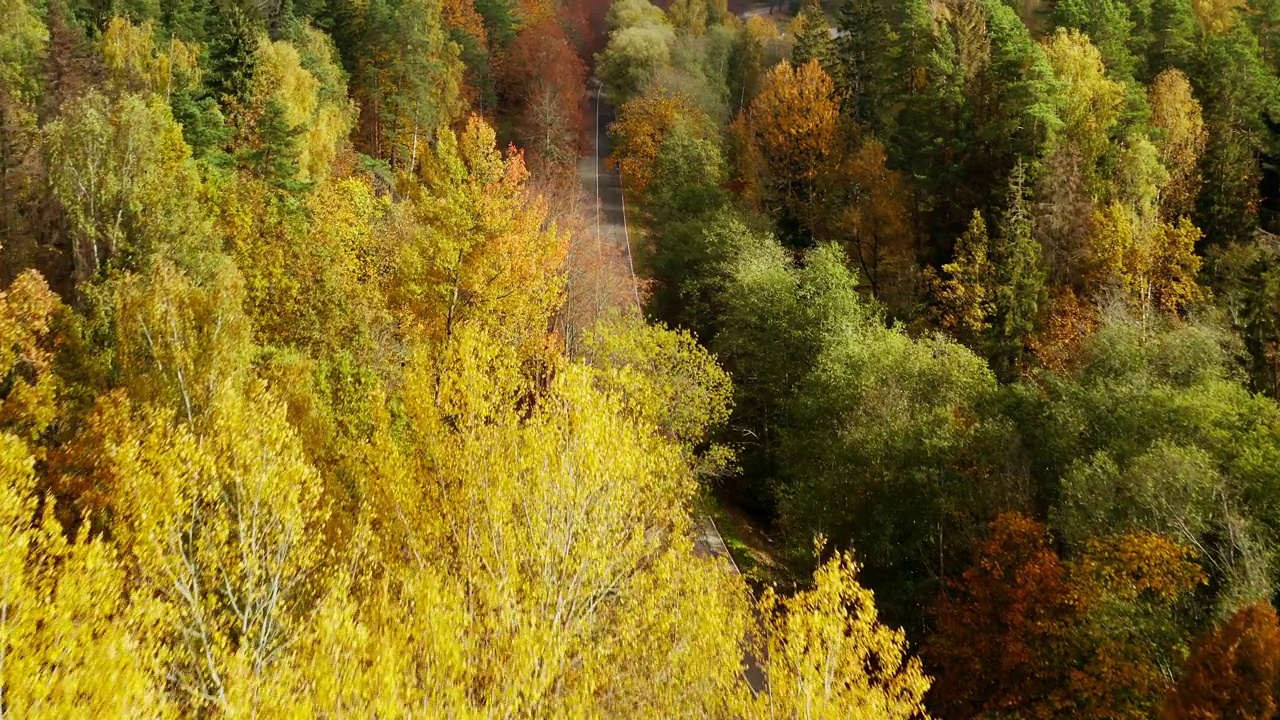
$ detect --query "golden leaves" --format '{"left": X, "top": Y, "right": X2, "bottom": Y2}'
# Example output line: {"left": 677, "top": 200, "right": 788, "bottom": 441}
{"left": 608, "top": 88, "right": 705, "bottom": 197}
{"left": 753, "top": 551, "right": 933, "bottom": 719}
{"left": 396, "top": 116, "right": 566, "bottom": 359}
{"left": 251, "top": 35, "right": 357, "bottom": 183}
{"left": 732, "top": 59, "right": 843, "bottom": 243}
{"left": 1150, "top": 70, "right": 1208, "bottom": 222}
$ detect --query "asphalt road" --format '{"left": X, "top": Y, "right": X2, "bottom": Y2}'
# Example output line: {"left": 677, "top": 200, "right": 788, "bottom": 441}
{"left": 577, "top": 80, "right": 764, "bottom": 694}
{"left": 579, "top": 84, "right": 640, "bottom": 306}
{"left": 577, "top": 86, "right": 737, "bottom": 573}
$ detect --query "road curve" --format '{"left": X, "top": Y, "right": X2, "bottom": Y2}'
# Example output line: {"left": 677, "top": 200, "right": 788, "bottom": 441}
{"left": 576, "top": 79, "right": 764, "bottom": 693}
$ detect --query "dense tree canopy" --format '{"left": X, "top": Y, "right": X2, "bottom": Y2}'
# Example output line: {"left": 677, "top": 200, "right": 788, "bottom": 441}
{"left": 607, "top": 0, "right": 1280, "bottom": 715}
{"left": 7, "top": 0, "right": 1280, "bottom": 715}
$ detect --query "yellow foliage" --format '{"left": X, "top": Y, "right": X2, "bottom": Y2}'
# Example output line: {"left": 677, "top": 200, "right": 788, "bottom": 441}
{"left": 0, "top": 0, "right": 47, "bottom": 104}
{"left": 110, "top": 260, "right": 254, "bottom": 427}
{"left": 45, "top": 93, "right": 210, "bottom": 282}
{"left": 221, "top": 175, "right": 392, "bottom": 355}
{"left": 1152, "top": 217, "right": 1205, "bottom": 313}
{"left": 750, "top": 550, "right": 933, "bottom": 719}
{"left": 252, "top": 37, "right": 356, "bottom": 183}
{"left": 930, "top": 210, "right": 995, "bottom": 341}
{"left": 1193, "top": 0, "right": 1243, "bottom": 34}
{"left": 353, "top": 321, "right": 752, "bottom": 714}
{"left": 98, "top": 384, "right": 328, "bottom": 714}
{"left": 1077, "top": 532, "right": 1207, "bottom": 604}
{"left": 580, "top": 310, "right": 732, "bottom": 453}
{"left": 1149, "top": 69, "right": 1207, "bottom": 220}
{"left": 608, "top": 87, "right": 707, "bottom": 197}
{"left": 1088, "top": 202, "right": 1204, "bottom": 313}
{"left": 255, "top": 568, "right": 475, "bottom": 717}
{"left": 395, "top": 116, "right": 566, "bottom": 359}
{"left": 733, "top": 59, "right": 840, "bottom": 234}
{"left": 1043, "top": 29, "right": 1125, "bottom": 195}
{"left": 0, "top": 271, "right": 63, "bottom": 442}
{"left": 0, "top": 432, "right": 171, "bottom": 718}
{"left": 101, "top": 18, "right": 200, "bottom": 99}
{"left": 669, "top": 0, "right": 708, "bottom": 35}
{"left": 1090, "top": 201, "right": 1148, "bottom": 300}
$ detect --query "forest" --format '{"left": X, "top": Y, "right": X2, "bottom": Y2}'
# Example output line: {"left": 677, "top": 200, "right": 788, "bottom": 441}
{"left": 1, "top": 0, "right": 1280, "bottom": 715}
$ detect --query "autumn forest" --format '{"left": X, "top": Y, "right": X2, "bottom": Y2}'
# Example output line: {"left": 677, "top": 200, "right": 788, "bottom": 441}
{"left": 2, "top": 0, "right": 1280, "bottom": 715}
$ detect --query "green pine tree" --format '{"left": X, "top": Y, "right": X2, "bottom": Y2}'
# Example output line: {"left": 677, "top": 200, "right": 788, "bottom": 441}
{"left": 1052, "top": 0, "right": 1139, "bottom": 78}
{"left": 206, "top": 5, "right": 260, "bottom": 108}
{"left": 1148, "top": 0, "right": 1199, "bottom": 72}
{"left": 792, "top": 0, "right": 836, "bottom": 76}
{"left": 835, "top": 0, "right": 892, "bottom": 129}
{"left": 239, "top": 98, "right": 309, "bottom": 191}
{"left": 989, "top": 162, "right": 1047, "bottom": 379}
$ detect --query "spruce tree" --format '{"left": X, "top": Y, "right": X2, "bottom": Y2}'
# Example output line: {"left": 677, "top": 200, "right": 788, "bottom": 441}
{"left": 240, "top": 98, "right": 308, "bottom": 191}
{"left": 835, "top": 0, "right": 892, "bottom": 129}
{"left": 792, "top": 0, "right": 836, "bottom": 77}
{"left": 205, "top": 5, "right": 260, "bottom": 108}
{"left": 990, "top": 162, "right": 1047, "bottom": 378}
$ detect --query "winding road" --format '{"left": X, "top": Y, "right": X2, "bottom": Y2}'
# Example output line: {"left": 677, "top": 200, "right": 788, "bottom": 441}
{"left": 577, "top": 83, "right": 740, "bottom": 575}
{"left": 577, "top": 77, "right": 764, "bottom": 693}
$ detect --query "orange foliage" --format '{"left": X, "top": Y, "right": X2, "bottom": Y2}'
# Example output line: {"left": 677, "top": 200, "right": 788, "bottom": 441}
{"left": 1070, "top": 534, "right": 1207, "bottom": 718}
{"left": 607, "top": 90, "right": 704, "bottom": 198}
{"left": 1163, "top": 602, "right": 1280, "bottom": 720}
{"left": 443, "top": 0, "right": 488, "bottom": 49}
{"left": 927, "top": 514, "right": 1206, "bottom": 720}
{"left": 927, "top": 514, "right": 1083, "bottom": 720}
{"left": 732, "top": 59, "right": 840, "bottom": 238}
{"left": 502, "top": 19, "right": 587, "bottom": 173}
{"left": 561, "top": 0, "right": 607, "bottom": 57}
{"left": 1076, "top": 533, "right": 1205, "bottom": 605}
{"left": 0, "top": 272, "right": 63, "bottom": 443}
{"left": 1029, "top": 287, "right": 1099, "bottom": 373}
{"left": 516, "top": 0, "right": 556, "bottom": 26}
{"left": 836, "top": 137, "right": 914, "bottom": 295}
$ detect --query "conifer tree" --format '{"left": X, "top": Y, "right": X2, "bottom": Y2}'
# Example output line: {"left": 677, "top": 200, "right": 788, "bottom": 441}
{"left": 790, "top": 0, "right": 835, "bottom": 76}
{"left": 835, "top": 0, "right": 892, "bottom": 129}
{"left": 239, "top": 98, "right": 308, "bottom": 190}
{"left": 931, "top": 210, "right": 996, "bottom": 346}
{"left": 990, "top": 162, "right": 1047, "bottom": 378}
{"left": 205, "top": 4, "right": 259, "bottom": 108}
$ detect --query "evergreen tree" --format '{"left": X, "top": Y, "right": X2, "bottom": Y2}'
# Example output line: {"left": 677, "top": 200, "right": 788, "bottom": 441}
{"left": 1052, "top": 0, "right": 1139, "bottom": 78}
{"left": 727, "top": 22, "right": 764, "bottom": 114}
{"left": 835, "top": 0, "right": 892, "bottom": 130}
{"left": 473, "top": 0, "right": 517, "bottom": 49}
{"left": 990, "top": 162, "right": 1047, "bottom": 379}
{"left": 1148, "top": 0, "right": 1199, "bottom": 72}
{"left": 354, "top": 0, "right": 464, "bottom": 168}
{"left": 956, "top": 2, "right": 1060, "bottom": 221}
{"left": 205, "top": 4, "right": 260, "bottom": 108}
{"left": 1194, "top": 22, "right": 1279, "bottom": 244}
{"left": 1248, "top": 0, "right": 1280, "bottom": 76}
{"left": 891, "top": 0, "right": 968, "bottom": 245}
{"left": 791, "top": 0, "right": 835, "bottom": 76}
{"left": 931, "top": 210, "right": 995, "bottom": 347}
{"left": 239, "top": 98, "right": 308, "bottom": 191}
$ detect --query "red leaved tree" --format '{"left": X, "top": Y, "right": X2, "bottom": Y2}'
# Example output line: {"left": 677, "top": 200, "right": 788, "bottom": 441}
{"left": 926, "top": 513, "right": 1083, "bottom": 720}
{"left": 501, "top": 19, "right": 587, "bottom": 175}
{"left": 1163, "top": 602, "right": 1280, "bottom": 720}
{"left": 927, "top": 513, "right": 1205, "bottom": 720}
